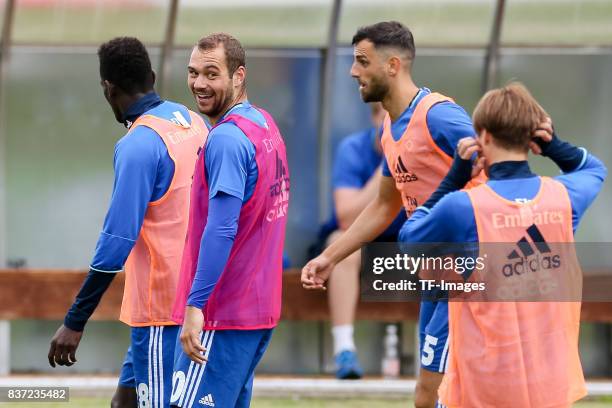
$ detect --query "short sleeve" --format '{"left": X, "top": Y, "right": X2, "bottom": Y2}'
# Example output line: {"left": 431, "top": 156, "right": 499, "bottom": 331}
{"left": 332, "top": 136, "right": 367, "bottom": 189}
{"left": 426, "top": 102, "right": 476, "bottom": 157}
{"left": 205, "top": 123, "right": 255, "bottom": 200}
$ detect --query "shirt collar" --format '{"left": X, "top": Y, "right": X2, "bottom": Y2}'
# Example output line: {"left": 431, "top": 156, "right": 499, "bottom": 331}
{"left": 219, "top": 100, "right": 251, "bottom": 122}
{"left": 488, "top": 160, "right": 536, "bottom": 180}
{"left": 123, "top": 92, "right": 163, "bottom": 128}
{"left": 393, "top": 87, "right": 429, "bottom": 124}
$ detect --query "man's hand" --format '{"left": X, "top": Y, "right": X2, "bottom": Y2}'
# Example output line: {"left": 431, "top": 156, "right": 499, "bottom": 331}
{"left": 180, "top": 306, "right": 206, "bottom": 364}
{"left": 301, "top": 253, "right": 335, "bottom": 291}
{"left": 456, "top": 137, "right": 486, "bottom": 179}
{"left": 530, "top": 117, "right": 554, "bottom": 155}
{"left": 48, "top": 325, "right": 82, "bottom": 367}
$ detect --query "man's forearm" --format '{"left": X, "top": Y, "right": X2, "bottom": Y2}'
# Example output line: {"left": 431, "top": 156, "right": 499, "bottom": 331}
{"left": 423, "top": 155, "right": 473, "bottom": 209}
{"left": 539, "top": 133, "right": 585, "bottom": 173}
{"left": 187, "top": 193, "right": 241, "bottom": 309}
{"left": 336, "top": 170, "right": 382, "bottom": 229}
{"left": 64, "top": 270, "right": 117, "bottom": 331}
{"left": 325, "top": 196, "right": 399, "bottom": 264}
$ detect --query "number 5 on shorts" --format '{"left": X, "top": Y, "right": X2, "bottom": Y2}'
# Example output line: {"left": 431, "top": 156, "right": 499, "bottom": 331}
{"left": 421, "top": 334, "right": 438, "bottom": 366}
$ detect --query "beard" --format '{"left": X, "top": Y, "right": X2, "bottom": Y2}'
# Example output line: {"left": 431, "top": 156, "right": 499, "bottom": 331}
{"left": 360, "top": 75, "right": 389, "bottom": 103}
{"left": 197, "top": 81, "right": 235, "bottom": 120}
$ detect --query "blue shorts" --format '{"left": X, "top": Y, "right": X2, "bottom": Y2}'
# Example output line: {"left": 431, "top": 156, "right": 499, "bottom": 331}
{"left": 170, "top": 328, "right": 273, "bottom": 408}
{"left": 419, "top": 300, "right": 449, "bottom": 373}
{"left": 118, "top": 346, "right": 136, "bottom": 388}
{"left": 118, "top": 325, "right": 180, "bottom": 407}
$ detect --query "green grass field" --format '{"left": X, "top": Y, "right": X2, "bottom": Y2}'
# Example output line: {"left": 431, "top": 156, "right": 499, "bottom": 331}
{"left": 2, "top": 396, "right": 612, "bottom": 407}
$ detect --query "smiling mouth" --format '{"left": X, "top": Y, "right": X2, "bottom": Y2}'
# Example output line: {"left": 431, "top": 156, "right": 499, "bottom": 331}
{"left": 195, "top": 93, "right": 214, "bottom": 103}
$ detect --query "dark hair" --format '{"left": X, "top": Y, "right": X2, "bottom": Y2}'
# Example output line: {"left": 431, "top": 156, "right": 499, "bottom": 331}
{"left": 352, "top": 21, "right": 415, "bottom": 60}
{"left": 197, "top": 33, "right": 246, "bottom": 77}
{"left": 98, "top": 37, "right": 154, "bottom": 94}
{"left": 473, "top": 82, "right": 548, "bottom": 151}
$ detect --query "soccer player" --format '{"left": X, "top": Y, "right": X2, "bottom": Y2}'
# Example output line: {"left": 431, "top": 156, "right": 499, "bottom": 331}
{"left": 400, "top": 82, "right": 606, "bottom": 407}
{"left": 302, "top": 21, "right": 483, "bottom": 407}
{"left": 324, "top": 102, "right": 406, "bottom": 379}
{"left": 47, "top": 37, "right": 207, "bottom": 408}
{"left": 169, "top": 33, "right": 289, "bottom": 408}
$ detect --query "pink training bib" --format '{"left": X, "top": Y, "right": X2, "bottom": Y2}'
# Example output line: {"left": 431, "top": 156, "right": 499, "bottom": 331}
{"left": 173, "top": 107, "right": 290, "bottom": 330}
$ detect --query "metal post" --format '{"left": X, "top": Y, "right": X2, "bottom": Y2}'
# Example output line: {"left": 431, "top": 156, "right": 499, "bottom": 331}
{"left": 317, "top": 0, "right": 342, "bottom": 222}
{"left": 0, "top": 0, "right": 16, "bottom": 268}
{"left": 157, "top": 0, "right": 180, "bottom": 98}
{"left": 482, "top": 0, "right": 506, "bottom": 92}
{"left": 0, "top": 321, "right": 9, "bottom": 375}
{"left": 0, "top": 0, "right": 17, "bottom": 377}
{"left": 0, "top": 0, "right": 16, "bottom": 57}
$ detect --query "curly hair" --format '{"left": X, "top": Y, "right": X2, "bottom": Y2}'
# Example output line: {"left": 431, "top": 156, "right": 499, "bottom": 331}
{"left": 98, "top": 37, "right": 154, "bottom": 94}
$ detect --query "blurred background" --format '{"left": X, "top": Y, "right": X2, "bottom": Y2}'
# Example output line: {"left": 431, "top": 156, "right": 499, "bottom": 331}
{"left": 0, "top": 0, "right": 611, "bottom": 388}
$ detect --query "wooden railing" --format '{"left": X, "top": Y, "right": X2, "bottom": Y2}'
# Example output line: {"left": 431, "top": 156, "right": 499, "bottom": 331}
{"left": 0, "top": 268, "right": 610, "bottom": 322}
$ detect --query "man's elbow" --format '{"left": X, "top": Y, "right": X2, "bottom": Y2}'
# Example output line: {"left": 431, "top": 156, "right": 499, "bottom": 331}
{"left": 398, "top": 222, "right": 411, "bottom": 243}
{"left": 336, "top": 214, "right": 353, "bottom": 231}
{"left": 599, "top": 161, "right": 608, "bottom": 181}
{"left": 588, "top": 154, "right": 608, "bottom": 183}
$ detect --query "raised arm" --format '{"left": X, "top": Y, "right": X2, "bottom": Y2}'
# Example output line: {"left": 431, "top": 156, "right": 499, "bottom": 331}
{"left": 302, "top": 174, "right": 402, "bottom": 290}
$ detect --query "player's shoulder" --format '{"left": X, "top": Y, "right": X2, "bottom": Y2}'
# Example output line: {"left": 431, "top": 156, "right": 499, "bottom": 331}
{"left": 115, "top": 125, "right": 165, "bottom": 167}
{"left": 209, "top": 103, "right": 265, "bottom": 146}
{"left": 145, "top": 100, "right": 194, "bottom": 124}
{"left": 338, "top": 128, "right": 373, "bottom": 153}
{"left": 228, "top": 102, "right": 267, "bottom": 127}
{"left": 434, "top": 190, "right": 473, "bottom": 215}
{"left": 206, "top": 123, "right": 255, "bottom": 161}
{"left": 118, "top": 123, "right": 162, "bottom": 150}
{"left": 427, "top": 100, "right": 472, "bottom": 125}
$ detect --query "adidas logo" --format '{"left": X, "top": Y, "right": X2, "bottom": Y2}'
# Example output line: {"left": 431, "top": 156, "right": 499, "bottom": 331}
{"left": 267, "top": 151, "right": 290, "bottom": 222}
{"left": 502, "top": 224, "right": 561, "bottom": 277}
{"left": 269, "top": 150, "right": 290, "bottom": 199}
{"left": 394, "top": 156, "right": 418, "bottom": 183}
{"left": 171, "top": 111, "right": 191, "bottom": 128}
{"left": 275, "top": 150, "right": 287, "bottom": 181}
{"left": 199, "top": 393, "right": 215, "bottom": 406}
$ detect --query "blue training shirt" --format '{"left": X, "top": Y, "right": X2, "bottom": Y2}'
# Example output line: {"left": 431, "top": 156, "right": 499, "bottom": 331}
{"left": 90, "top": 92, "right": 194, "bottom": 272}
{"left": 399, "top": 152, "right": 607, "bottom": 243}
{"left": 381, "top": 87, "right": 476, "bottom": 177}
{"left": 331, "top": 127, "right": 405, "bottom": 238}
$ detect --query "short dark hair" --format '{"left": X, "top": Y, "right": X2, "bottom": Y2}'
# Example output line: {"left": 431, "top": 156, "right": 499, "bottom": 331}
{"left": 352, "top": 21, "right": 415, "bottom": 60}
{"left": 98, "top": 37, "right": 154, "bottom": 94}
{"left": 197, "top": 33, "right": 246, "bottom": 77}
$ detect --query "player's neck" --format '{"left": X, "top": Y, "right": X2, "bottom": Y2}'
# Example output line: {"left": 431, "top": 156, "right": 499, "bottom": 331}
{"left": 487, "top": 149, "right": 528, "bottom": 165}
{"left": 383, "top": 80, "right": 419, "bottom": 122}
{"left": 119, "top": 91, "right": 148, "bottom": 120}
{"left": 209, "top": 90, "right": 248, "bottom": 125}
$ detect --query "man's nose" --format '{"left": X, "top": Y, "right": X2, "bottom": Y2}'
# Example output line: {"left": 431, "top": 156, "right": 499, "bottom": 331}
{"left": 350, "top": 63, "right": 359, "bottom": 78}
{"left": 193, "top": 75, "right": 208, "bottom": 90}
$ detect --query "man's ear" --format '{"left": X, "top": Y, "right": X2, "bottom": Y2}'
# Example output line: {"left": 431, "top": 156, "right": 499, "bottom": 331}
{"left": 483, "top": 130, "right": 493, "bottom": 146}
{"left": 387, "top": 55, "right": 401, "bottom": 77}
{"left": 233, "top": 66, "right": 246, "bottom": 89}
{"left": 103, "top": 79, "right": 115, "bottom": 95}
{"left": 151, "top": 70, "right": 156, "bottom": 86}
